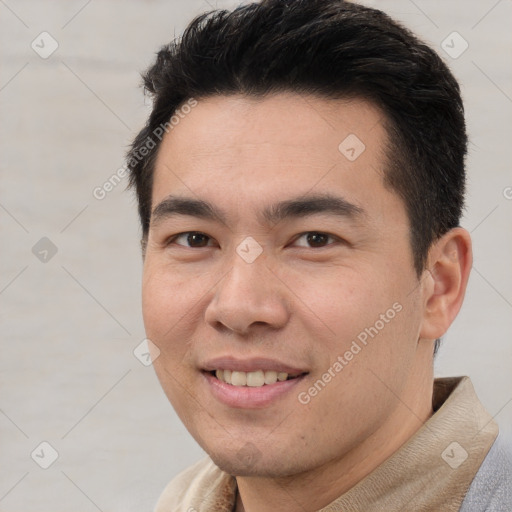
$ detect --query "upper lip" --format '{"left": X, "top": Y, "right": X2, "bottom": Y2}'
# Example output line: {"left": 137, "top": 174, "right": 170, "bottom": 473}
{"left": 201, "top": 356, "right": 308, "bottom": 375}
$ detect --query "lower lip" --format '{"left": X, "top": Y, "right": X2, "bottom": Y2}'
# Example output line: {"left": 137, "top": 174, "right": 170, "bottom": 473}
{"left": 202, "top": 371, "right": 307, "bottom": 409}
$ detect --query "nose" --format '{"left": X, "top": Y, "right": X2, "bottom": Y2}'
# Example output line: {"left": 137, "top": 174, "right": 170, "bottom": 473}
{"left": 204, "top": 253, "right": 290, "bottom": 336}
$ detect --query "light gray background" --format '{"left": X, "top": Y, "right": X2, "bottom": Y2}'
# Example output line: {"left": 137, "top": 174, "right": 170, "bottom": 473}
{"left": 1, "top": 0, "right": 511, "bottom": 510}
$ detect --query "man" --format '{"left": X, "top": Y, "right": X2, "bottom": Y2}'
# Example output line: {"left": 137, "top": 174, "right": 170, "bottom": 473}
{"left": 126, "top": 0, "right": 512, "bottom": 510}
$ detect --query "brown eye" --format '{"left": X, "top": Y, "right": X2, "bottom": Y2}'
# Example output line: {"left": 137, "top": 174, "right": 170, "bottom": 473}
{"left": 306, "top": 232, "right": 330, "bottom": 247}
{"left": 293, "top": 231, "right": 336, "bottom": 248}
{"left": 172, "top": 232, "right": 212, "bottom": 247}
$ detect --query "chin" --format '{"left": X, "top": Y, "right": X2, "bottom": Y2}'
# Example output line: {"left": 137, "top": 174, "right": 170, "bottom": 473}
{"left": 208, "top": 445, "right": 308, "bottom": 478}
{"left": 211, "top": 455, "right": 277, "bottom": 478}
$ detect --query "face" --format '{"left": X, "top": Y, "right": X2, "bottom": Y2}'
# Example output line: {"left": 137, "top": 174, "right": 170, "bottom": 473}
{"left": 142, "top": 93, "right": 429, "bottom": 477}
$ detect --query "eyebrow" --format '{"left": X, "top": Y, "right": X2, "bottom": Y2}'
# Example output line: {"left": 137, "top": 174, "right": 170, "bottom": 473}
{"left": 150, "top": 193, "right": 365, "bottom": 228}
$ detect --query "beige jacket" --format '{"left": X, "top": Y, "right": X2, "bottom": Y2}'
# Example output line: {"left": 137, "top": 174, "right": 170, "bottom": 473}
{"left": 155, "top": 377, "right": 498, "bottom": 512}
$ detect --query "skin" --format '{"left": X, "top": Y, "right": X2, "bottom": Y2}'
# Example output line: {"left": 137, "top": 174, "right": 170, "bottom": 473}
{"left": 142, "top": 93, "right": 472, "bottom": 512}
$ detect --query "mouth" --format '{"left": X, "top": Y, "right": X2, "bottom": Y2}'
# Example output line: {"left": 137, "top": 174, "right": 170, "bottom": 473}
{"left": 202, "top": 370, "right": 308, "bottom": 409}
{"left": 200, "top": 357, "right": 309, "bottom": 408}
{"left": 206, "top": 369, "right": 308, "bottom": 387}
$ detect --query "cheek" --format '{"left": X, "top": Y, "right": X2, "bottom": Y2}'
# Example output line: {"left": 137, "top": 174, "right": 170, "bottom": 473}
{"left": 142, "top": 263, "right": 202, "bottom": 410}
{"left": 292, "top": 261, "right": 421, "bottom": 386}
{"left": 142, "top": 260, "right": 203, "bottom": 337}
{"left": 286, "top": 264, "right": 395, "bottom": 347}
{"left": 142, "top": 264, "right": 198, "bottom": 380}
{"left": 142, "top": 270, "right": 170, "bottom": 340}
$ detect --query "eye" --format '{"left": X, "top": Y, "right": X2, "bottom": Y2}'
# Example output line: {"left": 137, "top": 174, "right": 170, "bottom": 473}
{"left": 292, "top": 231, "right": 339, "bottom": 248}
{"left": 168, "top": 231, "right": 214, "bottom": 248}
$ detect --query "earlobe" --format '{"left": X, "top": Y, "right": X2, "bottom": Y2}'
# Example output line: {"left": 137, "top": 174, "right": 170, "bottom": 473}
{"left": 419, "top": 228, "right": 472, "bottom": 340}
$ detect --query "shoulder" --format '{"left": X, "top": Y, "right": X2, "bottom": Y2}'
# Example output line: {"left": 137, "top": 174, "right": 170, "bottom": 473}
{"left": 460, "top": 434, "right": 512, "bottom": 512}
{"left": 154, "top": 456, "right": 235, "bottom": 512}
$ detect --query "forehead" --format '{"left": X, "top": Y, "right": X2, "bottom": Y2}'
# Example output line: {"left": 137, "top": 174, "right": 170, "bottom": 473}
{"left": 151, "top": 93, "right": 400, "bottom": 224}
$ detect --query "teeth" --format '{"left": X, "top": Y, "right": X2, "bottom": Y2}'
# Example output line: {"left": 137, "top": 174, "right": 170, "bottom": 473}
{"left": 213, "top": 369, "right": 300, "bottom": 387}
{"left": 246, "top": 370, "right": 265, "bottom": 387}
{"left": 231, "top": 371, "right": 247, "bottom": 386}
{"left": 264, "top": 371, "right": 277, "bottom": 385}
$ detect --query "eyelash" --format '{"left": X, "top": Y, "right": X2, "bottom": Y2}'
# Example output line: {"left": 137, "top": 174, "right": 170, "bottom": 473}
{"left": 166, "top": 231, "right": 342, "bottom": 249}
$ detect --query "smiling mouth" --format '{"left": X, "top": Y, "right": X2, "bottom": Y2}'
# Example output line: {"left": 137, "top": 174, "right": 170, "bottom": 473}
{"left": 208, "top": 369, "right": 307, "bottom": 387}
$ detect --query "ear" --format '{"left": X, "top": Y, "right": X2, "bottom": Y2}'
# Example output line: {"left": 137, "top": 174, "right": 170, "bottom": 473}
{"left": 419, "top": 227, "right": 472, "bottom": 340}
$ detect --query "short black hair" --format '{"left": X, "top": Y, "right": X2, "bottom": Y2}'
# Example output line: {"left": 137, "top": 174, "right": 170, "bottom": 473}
{"left": 127, "top": 0, "right": 467, "bottom": 280}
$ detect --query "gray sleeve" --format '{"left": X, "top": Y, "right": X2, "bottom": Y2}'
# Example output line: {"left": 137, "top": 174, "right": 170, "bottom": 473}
{"left": 459, "top": 434, "right": 512, "bottom": 512}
